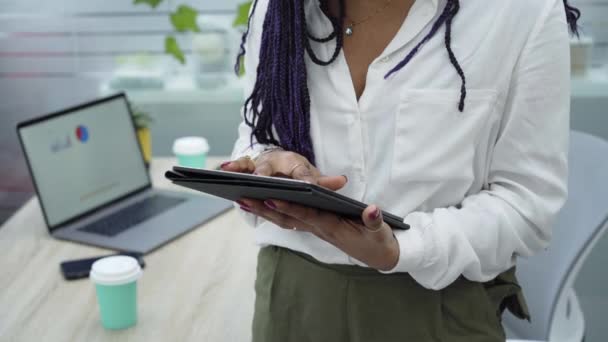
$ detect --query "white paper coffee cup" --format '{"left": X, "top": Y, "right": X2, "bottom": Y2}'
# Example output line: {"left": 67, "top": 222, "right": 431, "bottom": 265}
{"left": 90, "top": 256, "right": 142, "bottom": 330}
{"left": 173, "top": 136, "right": 210, "bottom": 169}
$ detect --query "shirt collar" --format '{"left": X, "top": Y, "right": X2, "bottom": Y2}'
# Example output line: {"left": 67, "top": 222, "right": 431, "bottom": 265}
{"left": 377, "top": 0, "right": 442, "bottom": 61}
{"left": 306, "top": 0, "right": 442, "bottom": 63}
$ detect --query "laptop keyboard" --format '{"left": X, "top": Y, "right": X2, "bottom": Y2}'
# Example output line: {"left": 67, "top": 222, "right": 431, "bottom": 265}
{"left": 79, "top": 195, "right": 185, "bottom": 237}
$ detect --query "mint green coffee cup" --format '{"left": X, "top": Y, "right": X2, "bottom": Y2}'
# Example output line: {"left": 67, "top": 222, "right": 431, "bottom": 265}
{"left": 173, "top": 136, "right": 209, "bottom": 169}
{"left": 90, "top": 256, "right": 142, "bottom": 330}
{"left": 177, "top": 153, "right": 207, "bottom": 169}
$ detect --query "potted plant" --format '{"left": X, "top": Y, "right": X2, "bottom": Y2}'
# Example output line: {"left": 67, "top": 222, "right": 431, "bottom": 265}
{"left": 133, "top": 0, "right": 252, "bottom": 67}
{"left": 130, "top": 104, "right": 154, "bottom": 166}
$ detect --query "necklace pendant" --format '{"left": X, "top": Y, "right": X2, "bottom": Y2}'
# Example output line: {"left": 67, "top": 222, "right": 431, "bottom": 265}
{"left": 345, "top": 25, "right": 353, "bottom": 36}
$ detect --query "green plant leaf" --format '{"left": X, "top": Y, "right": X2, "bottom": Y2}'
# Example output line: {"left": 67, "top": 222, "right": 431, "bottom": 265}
{"left": 233, "top": 1, "right": 253, "bottom": 27}
{"left": 129, "top": 102, "right": 154, "bottom": 129}
{"left": 134, "top": 113, "right": 154, "bottom": 129}
{"left": 133, "top": 0, "right": 163, "bottom": 9}
{"left": 165, "top": 36, "right": 186, "bottom": 64}
{"left": 170, "top": 5, "right": 200, "bottom": 32}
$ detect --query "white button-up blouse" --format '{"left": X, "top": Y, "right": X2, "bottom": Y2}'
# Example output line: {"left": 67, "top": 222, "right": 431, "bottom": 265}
{"left": 231, "top": 0, "right": 570, "bottom": 290}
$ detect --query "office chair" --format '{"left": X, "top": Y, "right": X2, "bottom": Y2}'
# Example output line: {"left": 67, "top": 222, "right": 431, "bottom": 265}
{"left": 503, "top": 131, "right": 608, "bottom": 342}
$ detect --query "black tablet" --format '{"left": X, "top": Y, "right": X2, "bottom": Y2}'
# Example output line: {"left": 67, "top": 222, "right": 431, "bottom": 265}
{"left": 165, "top": 166, "right": 410, "bottom": 230}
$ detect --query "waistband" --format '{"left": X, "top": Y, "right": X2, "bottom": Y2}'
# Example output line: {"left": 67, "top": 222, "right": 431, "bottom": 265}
{"left": 265, "top": 245, "right": 417, "bottom": 281}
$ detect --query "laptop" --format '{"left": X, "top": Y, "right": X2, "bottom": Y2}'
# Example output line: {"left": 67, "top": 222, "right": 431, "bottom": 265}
{"left": 16, "top": 93, "right": 232, "bottom": 254}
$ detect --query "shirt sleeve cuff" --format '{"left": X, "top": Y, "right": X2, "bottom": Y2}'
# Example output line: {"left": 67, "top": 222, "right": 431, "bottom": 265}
{"left": 379, "top": 212, "right": 432, "bottom": 274}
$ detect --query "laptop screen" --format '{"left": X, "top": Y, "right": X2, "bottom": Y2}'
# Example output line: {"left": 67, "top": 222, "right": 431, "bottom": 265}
{"left": 18, "top": 95, "right": 150, "bottom": 228}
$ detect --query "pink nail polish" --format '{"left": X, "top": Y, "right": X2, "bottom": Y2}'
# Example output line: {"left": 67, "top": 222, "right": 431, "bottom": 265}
{"left": 240, "top": 206, "right": 252, "bottom": 213}
{"left": 220, "top": 161, "right": 231, "bottom": 168}
{"left": 369, "top": 208, "right": 380, "bottom": 220}
{"left": 264, "top": 200, "right": 277, "bottom": 210}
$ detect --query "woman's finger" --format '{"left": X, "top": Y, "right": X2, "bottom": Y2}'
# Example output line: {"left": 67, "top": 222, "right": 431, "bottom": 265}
{"left": 316, "top": 175, "right": 348, "bottom": 191}
{"left": 259, "top": 151, "right": 312, "bottom": 180}
{"left": 361, "top": 205, "right": 385, "bottom": 233}
{"left": 220, "top": 156, "right": 255, "bottom": 173}
{"left": 240, "top": 199, "right": 315, "bottom": 233}
{"left": 253, "top": 160, "right": 274, "bottom": 177}
{"left": 255, "top": 151, "right": 316, "bottom": 182}
{"left": 290, "top": 163, "right": 317, "bottom": 184}
{"left": 265, "top": 199, "right": 341, "bottom": 233}
{"left": 248, "top": 151, "right": 347, "bottom": 190}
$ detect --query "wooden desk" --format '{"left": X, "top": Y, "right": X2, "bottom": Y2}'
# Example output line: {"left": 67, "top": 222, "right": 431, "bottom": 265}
{"left": 0, "top": 158, "right": 258, "bottom": 341}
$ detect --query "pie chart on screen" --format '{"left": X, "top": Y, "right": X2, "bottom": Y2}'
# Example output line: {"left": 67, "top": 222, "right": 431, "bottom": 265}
{"left": 75, "top": 125, "right": 89, "bottom": 143}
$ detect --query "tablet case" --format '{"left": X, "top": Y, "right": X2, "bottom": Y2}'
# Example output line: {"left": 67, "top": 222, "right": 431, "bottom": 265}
{"left": 165, "top": 166, "right": 409, "bottom": 230}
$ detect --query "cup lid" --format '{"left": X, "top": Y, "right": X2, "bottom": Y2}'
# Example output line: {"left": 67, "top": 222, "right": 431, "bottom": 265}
{"left": 172, "top": 136, "right": 210, "bottom": 156}
{"left": 90, "top": 255, "right": 142, "bottom": 286}
{"left": 570, "top": 35, "right": 593, "bottom": 45}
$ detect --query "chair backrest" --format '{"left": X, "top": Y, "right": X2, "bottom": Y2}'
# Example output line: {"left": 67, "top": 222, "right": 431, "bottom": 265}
{"left": 503, "top": 131, "right": 608, "bottom": 340}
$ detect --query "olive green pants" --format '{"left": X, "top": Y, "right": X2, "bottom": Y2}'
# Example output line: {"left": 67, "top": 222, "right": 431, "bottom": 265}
{"left": 252, "top": 246, "right": 527, "bottom": 342}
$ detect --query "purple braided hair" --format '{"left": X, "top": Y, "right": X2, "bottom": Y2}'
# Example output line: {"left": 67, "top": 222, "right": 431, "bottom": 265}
{"left": 235, "top": 0, "right": 581, "bottom": 165}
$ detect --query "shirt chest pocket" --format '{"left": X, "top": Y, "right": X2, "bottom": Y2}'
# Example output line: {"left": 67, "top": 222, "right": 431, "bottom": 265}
{"left": 391, "top": 89, "right": 498, "bottom": 183}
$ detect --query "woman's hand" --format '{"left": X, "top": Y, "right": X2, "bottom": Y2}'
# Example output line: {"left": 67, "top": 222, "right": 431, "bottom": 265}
{"left": 220, "top": 150, "right": 347, "bottom": 191}
{"left": 238, "top": 198, "right": 400, "bottom": 271}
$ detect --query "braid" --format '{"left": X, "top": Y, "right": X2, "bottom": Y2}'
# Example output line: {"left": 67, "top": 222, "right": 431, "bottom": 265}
{"left": 383, "top": 2, "right": 452, "bottom": 80}
{"left": 234, "top": 0, "right": 260, "bottom": 75}
{"left": 237, "top": 0, "right": 581, "bottom": 163}
{"left": 385, "top": 0, "right": 466, "bottom": 111}
{"left": 444, "top": 0, "right": 466, "bottom": 111}
{"left": 304, "top": 0, "right": 345, "bottom": 66}
{"left": 307, "top": 0, "right": 338, "bottom": 43}
{"left": 563, "top": 0, "right": 581, "bottom": 36}
{"left": 237, "top": 0, "right": 344, "bottom": 164}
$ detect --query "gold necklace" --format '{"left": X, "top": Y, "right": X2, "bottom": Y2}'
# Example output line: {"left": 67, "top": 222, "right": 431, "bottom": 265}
{"left": 344, "top": 0, "right": 394, "bottom": 36}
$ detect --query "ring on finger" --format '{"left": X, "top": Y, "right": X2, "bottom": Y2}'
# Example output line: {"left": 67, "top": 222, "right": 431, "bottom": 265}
{"left": 289, "top": 163, "right": 307, "bottom": 177}
{"left": 242, "top": 155, "right": 256, "bottom": 171}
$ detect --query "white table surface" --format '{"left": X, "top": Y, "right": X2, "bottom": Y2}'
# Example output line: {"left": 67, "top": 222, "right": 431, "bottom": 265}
{"left": 0, "top": 157, "right": 258, "bottom": 342}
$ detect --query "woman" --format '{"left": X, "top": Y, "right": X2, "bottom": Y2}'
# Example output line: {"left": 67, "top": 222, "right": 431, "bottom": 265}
{"left": 222, "top": 0, "right": 580, "bottom": 340}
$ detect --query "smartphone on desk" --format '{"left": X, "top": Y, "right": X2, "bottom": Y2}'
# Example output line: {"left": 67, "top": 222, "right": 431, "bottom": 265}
{"left": 60, "top": 252, "right": 145, "bottom": 281}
